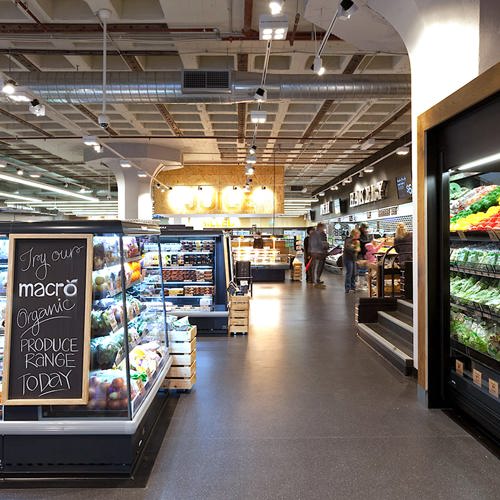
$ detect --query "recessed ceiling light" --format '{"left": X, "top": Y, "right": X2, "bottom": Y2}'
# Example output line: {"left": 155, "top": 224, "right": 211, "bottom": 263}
{"left": 29, "top": 173, "right": 41, "bottom": 178}
{"left": 83, "top": 135, "right": 99, "bottom": 146}
{"left": 396, "top": 146, "right": 409, "bottom": 156}
{"left": 16, "top": 168, "right": 24, "bottom": 176}
{"left": 1, "top": 79, "right": 16, "bottom": 95}
{"left": 250, "top": 110, "right": 267, "bottom": 124}
{"left": 137, "top": 173, "right": 147, "bottom": 178}
{"left": 0, "top": 190, "right": 42, "bottom": 202}
{"left": 120, "top": 159, "right": 132, "bottom": 168}
{"left": 364, "top": 166, "right": 374, "bottom": 173}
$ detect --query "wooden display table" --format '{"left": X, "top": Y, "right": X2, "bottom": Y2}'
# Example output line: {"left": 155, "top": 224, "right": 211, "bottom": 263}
{"left": 164, "top": 325, "right": 197, "bottom": 390}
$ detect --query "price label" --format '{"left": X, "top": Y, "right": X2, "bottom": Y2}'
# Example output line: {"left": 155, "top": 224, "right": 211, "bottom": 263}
{"left": 472, "top": 369, "right": 482, "bottom": 388}
{"left": 457, "top": 231, "right": 466, "bottom": 240}
{"left": 489, "top": 379, "right": 499, "bottom": 398}
{"left": 455, "top": 360, "right": 464, "bottom": 376}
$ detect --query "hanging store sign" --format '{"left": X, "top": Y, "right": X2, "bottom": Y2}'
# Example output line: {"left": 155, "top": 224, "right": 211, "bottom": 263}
{"left": 319, "top": 201, "right": 332, "bottom": 215}
{"left": 3, "top": 234, "right": 93, "bottom": 405}
{"left": 349, "top": 180, "right": 388, "bottom": 207}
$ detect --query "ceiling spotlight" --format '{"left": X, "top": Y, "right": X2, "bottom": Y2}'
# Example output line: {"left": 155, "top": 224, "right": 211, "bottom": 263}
{"left": 64, "top": 182, "right": 69, "bottom": 188}
{"left": 262, "top": 186, "right": 267, "bottom": 190}
{"left": 1, "top": 79, "right": 16, "bottom": 95}
{"left": 233, "top": 186, "right": 238, "bottom": 190}
{"left": 29, "top": 173, "right": 41, "bottom": 178}
{"left": 254, "top": 88, "right": 267, "bottom": 102}
{"left": 318, "top": 192, "right": 325, "bottom": 197}
{"left": 29, "top": 99, "right": 45, "bottom": 117}
{"left": 156, "top": 183, "right": 161, "bottom": 189}
{"left": 249, "top": 145, "right": 257, "bottom": 155}
{"left": 120, "top": 159, "right": 132, "bottom": 168}
{"left": 16, "top": 168, "right": 24, "bottom": 176}
{"left": 311, "top": 55, "right": 325, "bottom": 76}
{"left": 364, "top": 166, "right": 374, "bottom": 173}
{"left": 246, "top": 165, "right": 255, "bottom": 175}
{"left": 360, "top": 138, "right": 376, "bottom": 150}
{"left": 83, "top": 135, "right": 99, "bottom": 146}
{"left": 137, "top": 173, "right": 147, "bottom": 178}
{"left": 269, "top": 0, "right": 284, "bottom": 15}
{"left": 338, "top": 0, "right": 359, "bottom": 20}
{"left": 198, "top": 186, "right": 203, "bottom": 191}
{"left": 259, "top": 14, "right": 289, "bottom": 40}
{"left": 396, "top": 146, "right": 410, "bottom": 156}
{"left": 247, "top": 155, "right": 257, "bottom": 164}
{"left": 330, "top": 185, "right": 338, "bottom": 191}
{"left": 93, "top": 144, "right": 102, "bottom": 153}
{"left": 79, "top": 187, "right": 93, "bottom": 193}
{"left": 250, "top": 110, "right": 267, "bottom": 123}
{"left": 358, "top": 170, "right": 364, "bottom": 178}
{"left": 243, "top": 184, "right": 251, "bottom": 192}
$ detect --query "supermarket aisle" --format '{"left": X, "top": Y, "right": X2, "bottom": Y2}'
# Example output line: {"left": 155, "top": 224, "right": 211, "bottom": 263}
{"left": 5, "top": 274, "right": 500, "bottom": 499}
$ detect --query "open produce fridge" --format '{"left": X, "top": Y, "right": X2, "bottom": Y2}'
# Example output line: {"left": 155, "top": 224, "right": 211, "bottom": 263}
{"left": 426, "top": 92, "right": 500, "bottom": 446}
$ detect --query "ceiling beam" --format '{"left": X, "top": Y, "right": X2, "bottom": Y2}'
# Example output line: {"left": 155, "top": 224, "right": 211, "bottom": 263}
{"left": 243, "top": 0, "right": 253, "bottom": 33}
{"left": 362, "top": 102, "right": 411, "bottom": 141}
{"left": 155, "top": 104, "right": 183, "bottom": 136}
{"left": 122, "top": 54, "right": 145, "bottom": 72}
{"left": 9, "top": 53, "right": 41, "bottom": 72}
{"left": 0, "top": 108, "right": 52, "bottom": 137}
{"left": 72, "top": 104, "right": 119, "bottom": 136}
{"left": 342, "top": 54, "right": 365, "bottom": 75}
{"left": 237, "top": 53, "right": 249, "bottom": 145}
{"left": 312, "top": 132, "right": 412, "bottom": 195}
{"left": 289, "top": 13, "right": 301, "bottom": 46}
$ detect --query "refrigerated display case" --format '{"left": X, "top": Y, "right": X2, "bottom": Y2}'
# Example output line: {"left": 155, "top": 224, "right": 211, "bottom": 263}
{"left": 0, "top": 220, "right": 172, "bottom": 477}
{"left": 426, "top": 91, "right": 500, "bottom": 446}
{"left": 155, "top": 228, "right": 231, "bottom": 334}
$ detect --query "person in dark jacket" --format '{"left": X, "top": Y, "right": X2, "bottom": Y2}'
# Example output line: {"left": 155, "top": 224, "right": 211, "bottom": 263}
{"left": 303, "top": 226, "right": 314, "bottom": 283}
{"left": 358, "top": 223, "right": 372, "bottom": 259}
{"left": 253, "top": 232, "right": 264, "bottom": 249}
{"left": 394, "top": 223, "right": 412, "bottom": 266}
{"left": 309, "top": 222, "right": 329, "bottom": 288}
{"left": 344, "top": 228, "right": 361, "bottom": 293}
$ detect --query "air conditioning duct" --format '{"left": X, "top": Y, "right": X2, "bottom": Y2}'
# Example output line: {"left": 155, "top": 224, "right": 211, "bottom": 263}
{"left": 7, "top": 71, "right": 411, "bottom": 104}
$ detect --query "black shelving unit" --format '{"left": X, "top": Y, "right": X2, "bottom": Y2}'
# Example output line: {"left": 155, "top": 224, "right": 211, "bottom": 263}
{"left": 426, "top": 91, "right": 500, "bottom": 447}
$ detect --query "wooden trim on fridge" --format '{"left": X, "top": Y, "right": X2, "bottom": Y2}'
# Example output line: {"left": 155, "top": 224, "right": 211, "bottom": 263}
{"left": 416, "top": 62, "right": 500, "bottom": 391}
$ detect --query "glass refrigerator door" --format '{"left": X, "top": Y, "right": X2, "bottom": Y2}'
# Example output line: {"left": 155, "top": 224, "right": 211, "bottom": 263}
{"left": 448, "top": 170, "right": 500, "bottom": 410}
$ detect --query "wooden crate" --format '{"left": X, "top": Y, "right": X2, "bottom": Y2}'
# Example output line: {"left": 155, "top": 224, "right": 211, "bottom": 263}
{"left": 171, "top": 351, "right": 196, "bottom": 366}
{"left": 169, "top": 337, "right": 196, "bottom": 354}
{"left": 163, "top": 373, "right": 196, "bottom": 390}
{"left": 230, "top": 295, "right": 250, "bottom": 304}
{"left": 230, "top": 317, "right": 248, "bottom": 326}
{"left": 168, "top": 361, "right": 196, "bottom": 378}
{"left": 168, "top": 325, "right": 197, "bottom": 342}
{"left": 229, "top": 324, "right": 248, "bottom": 334}
{"left": 230, "top": 302, "right": 249, "bottom": 311}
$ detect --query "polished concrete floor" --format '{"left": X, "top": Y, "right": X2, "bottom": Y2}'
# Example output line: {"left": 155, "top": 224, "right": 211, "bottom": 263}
{"left": 4, "top": 274, "right": 500, "bottom": 499}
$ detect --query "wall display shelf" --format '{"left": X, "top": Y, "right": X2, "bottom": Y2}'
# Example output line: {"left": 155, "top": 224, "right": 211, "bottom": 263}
{"left": 424, "top": 85, "right": 500, "bottom": 446}
{"left": 155, "top": 229, "right": 231, "bottom": 334}
{"left": 0, "top": 220, "right": 172, "bottom": 477}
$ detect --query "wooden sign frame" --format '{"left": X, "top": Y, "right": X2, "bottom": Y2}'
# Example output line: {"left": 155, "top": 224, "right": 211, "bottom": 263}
{"left": 3, "top": 233, "right": 93, "bottom": 405}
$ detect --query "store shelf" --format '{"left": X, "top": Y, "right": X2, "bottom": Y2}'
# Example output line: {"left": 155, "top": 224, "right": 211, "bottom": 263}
{"left": 451, "top": 338, "right": 499, "bottom": 372}
{"left": 450, "top": 264, "right": 500, "bottom": 280}
{"left": 164, "top": 281, "right": 213, "bottom": 285}
{"left": 164, "top": 265, "right": 213, "bottom": 270}
{"left": 165, "top": 295, "right": 213, "bottom": 299}
{"left": 93, "top": 277, "right": 143, "bottom": 299}
{"left": 162, "top": 251, "right": 212, "bottom": 255}
{"left": 450, "top": 230, "right": 500, "bottom": 242}
{"left": 451, "top": 300, "right": 500, "bottom": 322}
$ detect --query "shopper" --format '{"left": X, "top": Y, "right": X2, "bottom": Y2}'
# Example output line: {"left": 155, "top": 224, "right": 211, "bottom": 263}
{"left": 344, "top": 228, "right": 361, "bottom": 293}
{"left": 309, "top": 222, "right": 329, "bottom": 288}
{"left": 303, "top": 226, "right": 314, "bottom": 283}
{"left": 394, "top": 223, "right": 413, "bottom": 267}
{"left": 253, "top": 232, "right": 264, "bottom": 249}
{"left": 358, "top": 223, "right": 372, "bottom": 259}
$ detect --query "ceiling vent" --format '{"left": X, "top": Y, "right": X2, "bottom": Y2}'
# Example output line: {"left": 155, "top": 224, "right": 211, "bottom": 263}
{"left": 290, "top": 185, "right": 305, "bottom": 192}
{"left": 182, "top": 71, "right": 231, "bottom": 93}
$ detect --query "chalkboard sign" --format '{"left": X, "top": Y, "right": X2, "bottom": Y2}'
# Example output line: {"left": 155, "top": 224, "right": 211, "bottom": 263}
{"left": 396, "top": 175, "right": 412, "bottom": 200}
{"left": 3, "top": 234, "right": 93, "bottom": 405}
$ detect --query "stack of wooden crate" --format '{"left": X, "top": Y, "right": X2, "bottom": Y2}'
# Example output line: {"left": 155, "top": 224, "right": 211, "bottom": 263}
{"left": 164, "top": 324, "right": 197, "bottom": 390}
{"left": 291, "top": 260, "right": 303, "bottom": 281}
{"left": 228, "top": 294, "right": 250, "bottom": 335}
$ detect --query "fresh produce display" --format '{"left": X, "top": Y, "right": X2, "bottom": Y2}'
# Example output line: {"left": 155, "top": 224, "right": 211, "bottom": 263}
{"left": 87, "top": 370, "right": 130, "bottom": 411}
{"left": 450, "top": 245, "right": 499, "bottom": 269}
{"left": 164, "top": 285, "right": 214, "bottom": 296}
{"left": 451, "top": 310, "right": 499, "bottom": 361}
{"left": 91, "top": 295, "right": 144, "bottom": 337}
{"left": 449, "top": 182, "right": 470, "bottom": 201}
{"left": 450, "top": 185, "right": 500, "bottom": 231}
{"left": 93, "top": 260, "right": 143, "bottom": 299}
{"left": 450, "top": 274, "right": 500, "bottom": 313}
